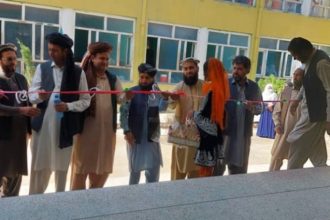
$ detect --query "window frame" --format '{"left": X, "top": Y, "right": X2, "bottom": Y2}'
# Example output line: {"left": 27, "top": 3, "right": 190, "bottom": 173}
{"left": 147, "top": 21, "right": 198, "bottom": 84}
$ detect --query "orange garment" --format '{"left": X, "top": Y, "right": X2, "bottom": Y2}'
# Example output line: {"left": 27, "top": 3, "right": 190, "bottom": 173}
{"left": 202, "top": 58, "right": 230, "bottom": 129}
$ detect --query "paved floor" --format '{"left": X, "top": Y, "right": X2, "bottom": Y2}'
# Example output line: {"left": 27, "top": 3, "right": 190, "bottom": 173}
{"left": 18, "top": 127, "right": 330, "bottom": 196}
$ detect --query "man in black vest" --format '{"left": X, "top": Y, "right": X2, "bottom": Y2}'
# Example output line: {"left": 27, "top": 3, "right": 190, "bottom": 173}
{"left": 0, "top": 43, "right": 40, "bottom": 197}
{"left": 287, "top": 37, "right": 330, "bottom": 169}
{"left": 28, "top": 33, "right": 91, "bottom": 194}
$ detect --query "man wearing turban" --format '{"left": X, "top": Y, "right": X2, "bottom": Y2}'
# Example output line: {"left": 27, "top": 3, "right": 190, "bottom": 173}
{"left": 120, "top": 63, "right": 169, "bottom": 185}
{"left": 28, "top": 32, "right": 91, "bottom": 194}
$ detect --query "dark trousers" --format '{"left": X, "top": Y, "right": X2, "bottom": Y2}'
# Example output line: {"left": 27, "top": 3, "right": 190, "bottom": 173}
{"left": 0, "top": 175, "right": 22, "bottom": 197}
{"left": 213, "top": 160, "right": 248, "bottom": 175}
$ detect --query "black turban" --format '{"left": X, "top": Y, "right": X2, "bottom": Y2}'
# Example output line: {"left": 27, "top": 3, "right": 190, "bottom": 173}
{"left": 138, "top": 63, "right": 157, "bottom": 77}
{"left": 46, "top": 32, "right": 73, "bottom": 49}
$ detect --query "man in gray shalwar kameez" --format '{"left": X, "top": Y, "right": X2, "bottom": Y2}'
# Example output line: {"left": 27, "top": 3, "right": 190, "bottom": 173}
{"left": 120, "top": 63, "right": 169, "bottom": 185}
{"left": 287, "top": 37, "right": 330, "bottom": 169}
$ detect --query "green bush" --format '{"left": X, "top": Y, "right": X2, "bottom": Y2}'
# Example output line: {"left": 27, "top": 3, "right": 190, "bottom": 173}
{"left": 17, "top": 39, "right": 35, "bottom": 85}
{"left": 257, "top": 74, "right": 286, "bottom": 95}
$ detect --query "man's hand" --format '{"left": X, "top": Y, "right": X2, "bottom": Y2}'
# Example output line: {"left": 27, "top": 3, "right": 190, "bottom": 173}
{"left": 275, "top": 125, "right": 284, "bottom": 135}
{"left": 326, "top": 122, "right": 330, "bottom": 135}
{"left": 161, "top": 91, "right": 171, "bottom": 100}
{"left": 290, "top": 100, "right": 299, "bottom": 115}
{"left": 125, "top": 90, "right": 135, "bottom": 101}
{"left": 39, "top": 89, "right": 50, "bottom": 101}
{"left": 19, "top": 106, "right": 40, "bottom": 117}
{"left": 170, "top": 93, "right": 180, "bottom": 101}
{"left": 244, "top": 101, "right": 254, "bottom": 112}
{"left": 124, "top": 131, "right": 135, "bottom": 146}
{"left": 54, "top": 102, "right": 68, "bottom": 112}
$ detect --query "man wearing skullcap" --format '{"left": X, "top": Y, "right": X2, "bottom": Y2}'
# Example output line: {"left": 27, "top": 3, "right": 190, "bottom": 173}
{"left": 71, "top": 42, "right": 124, "bottom": 190}
{"left": 169, "top": 57, "right": 203, "bottom": 180}
{"left": 0, "top": 44, "right": 40, "bottom": 197}
{"left": 28, "top": 32, "right": 91, "bottom": 194}
{"left": 120, "top": 63, "right": 169, "bottom": 185}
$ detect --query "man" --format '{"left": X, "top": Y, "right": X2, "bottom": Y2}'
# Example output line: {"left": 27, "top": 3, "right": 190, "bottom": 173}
{"left": 0, "top": 44, "right": 40, "bottom": 197}
{"left": 169, "top": 57, "right": 203, "bottom": 180}
{"left": 29, "top": 33, "right": 91, "bottom": 194}
{"left": 120, "top": 63, "right": 168, "bottom": 185}
{"left": 286, "top": 37, "right": 330, "bottom": 169}
{"left": 269, "top": 68, "right": 304, "bottom": 171}
{"left": 221, "top": 55, "right": 263, "bottom": 174}
{"left": 71, "top": 42, "right": 123, "bottom": 190}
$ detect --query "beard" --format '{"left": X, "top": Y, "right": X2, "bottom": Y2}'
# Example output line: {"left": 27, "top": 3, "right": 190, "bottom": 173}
{"left": 2, "top": 65, "right": 15, "bottom": 77}
{"left": 293, "top": 80, "right": 302, "bottom": 90}
{"left": 183, "top": 74, "right": 198, "bottom": 86}
{"left": 139, "top": 82, "right": 153, "bottom": 91}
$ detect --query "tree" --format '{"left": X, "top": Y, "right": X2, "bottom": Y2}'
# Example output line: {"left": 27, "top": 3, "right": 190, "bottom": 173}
{"left": 257, "top": 74, "right": 287, "bottom": 95}
{"left": 17, "top": 39, "right": 35, "bottom": 85}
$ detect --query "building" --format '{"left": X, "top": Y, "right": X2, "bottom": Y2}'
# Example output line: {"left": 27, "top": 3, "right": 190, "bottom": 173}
{"left": 1, "top": 0, "right": 330, "bottom": 89}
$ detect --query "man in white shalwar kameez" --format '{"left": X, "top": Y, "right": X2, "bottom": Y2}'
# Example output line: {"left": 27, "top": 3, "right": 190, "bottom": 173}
{"left": 29, "top": 33, "right": 90, "bottom": 194}
{"left": 287, "top": 37, "right": 330, "bottom": 169}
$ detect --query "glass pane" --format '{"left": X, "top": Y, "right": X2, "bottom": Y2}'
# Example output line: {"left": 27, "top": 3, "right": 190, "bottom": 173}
{"left": 208, "top": 32, "right": 228, "bottom": 44}
{"left": 230, "top": 34, "right": 249, "bottom": 47}
{"left": 25, "top": 6, "right": 59, "bottom": 24}
{"left": 0, "top": 3, "right": 21, "bottom": 19}
{"left": 319, "top": 45, "right": 330, "bottom": 56}
{"left": 239, "top": 48, "right": 247, "bottom": 55}
{"left": 119, "top": 35, "right": 131, "bottom": 67}
{"left": 74, "top": 29, "right": 89, "bottom": 62}
{"left": 170, "top": 72, "right": 183, "bottom": 84}
{"left": 174, "top": 27, "right": 198, "bottom": 41}
{"left": 91, "top": 31, "right": 96, "bottom": 43}
{"left": 217, "top": 46, "right": 222, "bottom": 59}
{"left": 257, "top": 51, "right": 263, "bottom": 75}
{"left": 265, "top": 0, "right": 283, "bottom": 10}
{"left": 186, "top": 42, "right": 195, "bottom": 57}
{"left": 279, "top": 40, "right": 289, "bottom": 50}
{"left": 107, "top": 17, "right": 133, "bottom": 33}
{"left": 206, "top": 44, "right": 216, "bottom": 59}
{"left": 99, "top": 32, "right": 118, "bottom": 65}
{"left": 260, "top": 38, "right": 278, "bottom": 49}
{"left": 148, "top": 23, "right": 172, "bottom": 37}
{"left": 146, "top": 37, "right": 157, "bottom": 68}
{"left": 283, "top": 0, "right": 302, "bottom": 14}
{"left": 159, "top": 39, "right": 179, "bottom": 70}
{"left": 35, "top": 25, "right": 41, "bottom": 60}
{"left": 235, "top": 0, "right": 254, "bottom": 6}
{"left": 285, "top": 54, "right": 293, "bottom": 77}
{"left": 44, "top": 26, "right": 59, "bottom": 60}
{"left": 223, "top": 47, "right": 237, "bottom": 72}
{"left": 76, "top": 13, "right": 104, "bottom": 29}
{"left": 266, "top": 51, "right": 281, "bottom": 76}
{"left": 109, "top": 67, "right": 131, "bottom": 81}
{"left": 5, "top": 22, "right": 32, "bottom": 58}
{"left": 156, "top": 71, "right": 169, "bottom": 83}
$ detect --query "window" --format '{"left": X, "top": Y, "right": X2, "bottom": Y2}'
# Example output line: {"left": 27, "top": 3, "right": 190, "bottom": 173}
{"left": 0, "top": 2, "right": 59, "bottom": 73}
{"left": 74, "top": 12, "right": 134, "bottom": 81}
{"left": 146, "top": 22, "right": 198, "bottom": 84}
{"left": 221, "top": 0, "right": 255, "bottom": 6}
{"left": 206, "top": 31, "right": 250, "bottom": 72}
{"left": 264, "top": 0, "right": 302, "bottom": 14}
{"left": 310, "top": 0, "right": 330, "bottom": 18}
{"left": 257, "top": 38, "right": 295, "bottom": 78}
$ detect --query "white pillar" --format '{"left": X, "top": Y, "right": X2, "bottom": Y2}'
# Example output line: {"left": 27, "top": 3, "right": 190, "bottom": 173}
{"left": 195, "top": 27, "right": 209, "bottom": 79}
{"left": 59, "top": 9, "right": 75, "bottom": 48}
